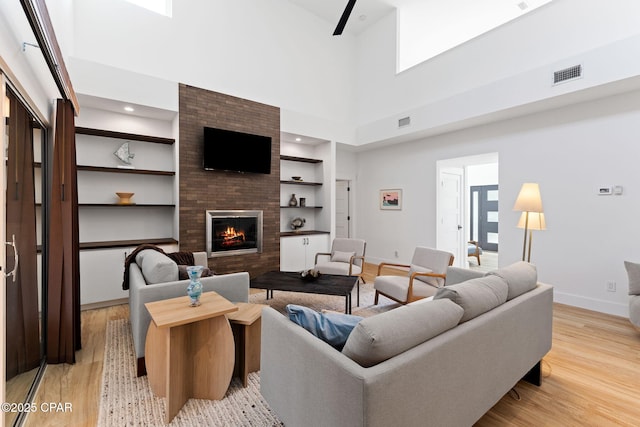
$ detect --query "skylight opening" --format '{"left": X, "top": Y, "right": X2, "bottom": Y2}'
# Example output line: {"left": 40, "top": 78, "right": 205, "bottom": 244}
{"left": 124, "top": 0, "right": 172, "bottom": 17}
{"left": 396, "top": 0, "right": 552, "bottom": 73}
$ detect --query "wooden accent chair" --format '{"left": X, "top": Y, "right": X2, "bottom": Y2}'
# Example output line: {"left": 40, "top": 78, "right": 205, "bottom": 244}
{"left": 374, "top": 247, "right": 454, "bottom": 305}
{"left": 314, "top": 238, "right": 366, "bottom": 305}
{"left": 468, "top": 240, "right": 483, "bottom": 265}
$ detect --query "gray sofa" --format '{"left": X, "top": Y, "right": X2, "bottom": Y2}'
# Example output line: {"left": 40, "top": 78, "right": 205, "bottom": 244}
{"left": 260, "top": 262, "right": 553, "bottom": 427}
{"left": 129, "top": 250, "right": 249, "bottom": 376}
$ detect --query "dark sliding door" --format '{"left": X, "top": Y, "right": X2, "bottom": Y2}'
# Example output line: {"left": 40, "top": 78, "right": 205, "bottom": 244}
{"left": 4, "top": 85, "right": 46, "bottom": 427}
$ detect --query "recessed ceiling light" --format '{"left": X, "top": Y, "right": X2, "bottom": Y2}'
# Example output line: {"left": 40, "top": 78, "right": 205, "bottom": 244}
{"left": 124, "top": 106, "right": 135, "bottom": 112}
{"left": 295, "top": 137, "right": 301, "bottom": 142}
{"left": 517, "top": 2, "right": 529, "bottom": 10}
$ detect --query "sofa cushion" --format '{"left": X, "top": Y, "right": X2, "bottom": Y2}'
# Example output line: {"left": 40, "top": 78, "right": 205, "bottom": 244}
{"left": 177, "top": 265, "right": 214, "bottom": 280}
{"left": 331, "top": 250, "right": 355, "bottom": 263}
{"left": 135, "top": 249, "right": 179, "bottom": 284}
{"left": 624, "top": 261, "right": 640, "bottom": 296}
{"left": 445, "top": 266, "right": 485, "bottom": 286}
{"left": 486, "top": 261, "right": 537, "bottom": 300}
{"left": 433, "top": 275, "right": 508, "bottom": 322}
{"left": 341, "top": 299, "right": 463, "bottom": 367}
{"left": 286, "top": 304, "right": 363, "bottom": 350}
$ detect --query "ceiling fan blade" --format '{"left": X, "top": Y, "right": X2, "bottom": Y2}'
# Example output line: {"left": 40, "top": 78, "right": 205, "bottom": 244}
{"left": 333, "top": 0, "right": 357, "bottom": 36}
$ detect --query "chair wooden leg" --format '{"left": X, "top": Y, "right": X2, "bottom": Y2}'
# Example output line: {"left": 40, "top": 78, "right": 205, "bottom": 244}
{"left": 475, "top": 254, "right": 481, "bottom": 265}
{"left": 374, "top": 290, "right": 379, "bottom": 305}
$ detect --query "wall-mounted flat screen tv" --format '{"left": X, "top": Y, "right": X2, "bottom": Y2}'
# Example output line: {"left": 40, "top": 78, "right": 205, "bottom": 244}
{"left": 203, "top": 127, "right": 272, "bottom": 174}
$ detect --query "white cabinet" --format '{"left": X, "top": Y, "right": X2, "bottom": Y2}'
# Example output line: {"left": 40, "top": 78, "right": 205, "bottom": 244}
{"left": 280, "top": 234, "right": 330, "bottom": 271}
{"left": 80, "top": 243, "right": 178, "bottom": 306}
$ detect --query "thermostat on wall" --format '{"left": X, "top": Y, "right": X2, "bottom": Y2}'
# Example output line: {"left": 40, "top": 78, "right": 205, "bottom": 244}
{"left": 597, "top": 186, "right": 613, "bottom": 195}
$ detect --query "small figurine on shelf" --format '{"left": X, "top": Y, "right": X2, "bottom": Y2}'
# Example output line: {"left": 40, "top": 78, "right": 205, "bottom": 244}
{"left": 290, "top": 217, "right": 306, "bottom": 230}
{"left": 289, "top": 194, "right": 298, "bottom": 207}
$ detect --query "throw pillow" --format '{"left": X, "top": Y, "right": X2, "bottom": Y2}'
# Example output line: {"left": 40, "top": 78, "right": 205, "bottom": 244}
{"left": 331, "top": 251, "right": 355, "bottom": 263}
{"left": 433, "top": 275, "right": 508, "bottom": 322}
{"left": 286, "top": 304, "right": 363, "bottom": 350}
{"left": 177, "top": 265, "right": 214, "bottom": 280}
{"left": 624, "top": 261, "right": 640, "bottom": 295}
{"left": 341, "top": 299, "right": 463, "bottom": 367}
{"left": 135, "top": 249, "right": 179, "bottom": 284}
{"left": 486, "top": 261, "right": 537, "bottom": 300}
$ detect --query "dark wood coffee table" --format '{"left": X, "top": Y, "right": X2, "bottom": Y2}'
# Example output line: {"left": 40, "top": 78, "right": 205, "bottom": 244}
{"left": 251, "top": 271, "right": 358, "bottom": 314}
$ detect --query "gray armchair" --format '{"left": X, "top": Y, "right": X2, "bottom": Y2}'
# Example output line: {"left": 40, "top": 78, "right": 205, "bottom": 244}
{"left": 128, "top": 250, "right": 249, "bottom": 376}
{"left": 623, "top": 261, "right": 640, "bottom": 329}
{"left": 374, "top": 246, "right": 454, "bottom": 304}
{"left": 314, "top": 238, "right": 366, "bottom": 305}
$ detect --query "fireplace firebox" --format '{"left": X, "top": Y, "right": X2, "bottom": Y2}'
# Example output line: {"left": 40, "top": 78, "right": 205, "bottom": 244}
{"left": 206, "top": 210, "right": 263, "bottom": 258}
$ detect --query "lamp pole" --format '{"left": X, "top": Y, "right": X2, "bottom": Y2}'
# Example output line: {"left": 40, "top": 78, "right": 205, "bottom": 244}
{"left": 521, "top": 211, "right": 529, "bottom": 262}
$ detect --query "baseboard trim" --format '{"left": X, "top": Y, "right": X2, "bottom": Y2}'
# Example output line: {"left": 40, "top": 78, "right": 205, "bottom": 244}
{"left": 553, "top": 291, "right": 628, "bottom": 318}
{"left": 81, "top": 298, "right": 128, "bottom": 311}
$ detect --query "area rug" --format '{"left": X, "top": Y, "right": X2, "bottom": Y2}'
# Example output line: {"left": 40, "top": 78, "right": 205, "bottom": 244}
{"left": 97, "top": 319, "right": 283, "bottom": 426}
{"left": 248, "top": 280, "right": 399, "bottom": 317}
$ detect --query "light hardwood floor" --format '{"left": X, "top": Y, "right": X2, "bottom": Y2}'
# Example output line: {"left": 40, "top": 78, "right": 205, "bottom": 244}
{"left": 23, "top": 263, "right": 640, "bottom": 426}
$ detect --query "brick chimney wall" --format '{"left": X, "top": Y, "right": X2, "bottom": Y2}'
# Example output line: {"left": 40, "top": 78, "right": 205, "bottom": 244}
{"left": 178, "top": 83, "right": 280, "bottom": 277}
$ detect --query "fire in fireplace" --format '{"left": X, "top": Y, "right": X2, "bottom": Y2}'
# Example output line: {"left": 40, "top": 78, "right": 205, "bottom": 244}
{"left": 206, "top": 210, "right": 263, "bottom": 257}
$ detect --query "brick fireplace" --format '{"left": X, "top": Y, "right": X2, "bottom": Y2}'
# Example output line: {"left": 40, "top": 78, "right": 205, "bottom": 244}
{"left": 178, "top": 84, "right": 280, "bottom": 277}
{"left": 206, "top": 210, "right": 263, "bottom": 258}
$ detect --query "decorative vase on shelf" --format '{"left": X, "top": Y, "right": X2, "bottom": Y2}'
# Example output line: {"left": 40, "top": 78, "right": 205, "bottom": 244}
{"left": 289, "top": 193, "right": 298, "bottom": 207}
{"left": 186, "top": 265, "right": 204, "bottom": 307}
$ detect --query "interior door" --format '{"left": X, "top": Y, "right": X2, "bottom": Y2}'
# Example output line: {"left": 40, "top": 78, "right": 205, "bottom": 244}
{"left": 4, "top": 83, "right": 46, "bottom": 427}
{"left": 470, "top": 185, "right": 499, "bottom": 252}
{"left": 438, "top": 171, "right": 463, "bottom": 266}
{"left": 335, "top": 180, "right": 350, "bottom": 238}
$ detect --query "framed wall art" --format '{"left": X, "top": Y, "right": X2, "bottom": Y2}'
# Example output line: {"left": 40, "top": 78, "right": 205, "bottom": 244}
{"left": 380, "top": 189, "right": 402, "bottom": 210}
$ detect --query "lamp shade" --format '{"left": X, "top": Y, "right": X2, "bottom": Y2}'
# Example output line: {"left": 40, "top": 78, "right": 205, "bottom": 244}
{"left": 517, "top": 212, "right": 546, "bottom": 230}
{"left": 513, "top": 183, "right": 543, "bottom": 212}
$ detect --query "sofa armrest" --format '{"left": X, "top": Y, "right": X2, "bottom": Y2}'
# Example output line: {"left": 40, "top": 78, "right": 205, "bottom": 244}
{"left": 260, "top": 307, "right": 368, "bottom": 427}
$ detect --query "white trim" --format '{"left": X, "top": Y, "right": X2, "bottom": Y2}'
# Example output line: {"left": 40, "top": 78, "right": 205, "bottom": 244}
{"left": 553, "top": 290, "right": 629, "bottom": 318}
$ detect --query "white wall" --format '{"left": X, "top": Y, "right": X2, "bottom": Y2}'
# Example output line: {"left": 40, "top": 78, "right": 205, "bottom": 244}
{"left": 356, "top": 88, "right": 640, "bottom": 318}
{"left": 355, "top": 0, "right": 640, "bottom": 145}
{"left": 0, "top": 2, "right": 60, "bottom": 121}
{"left": 468, "top": 163, "right": 498, "bottom": 187}
{"left": 57, "top": 0, "right": 357, "bottom": 143}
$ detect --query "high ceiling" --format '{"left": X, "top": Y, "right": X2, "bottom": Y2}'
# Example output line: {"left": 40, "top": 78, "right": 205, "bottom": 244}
{"left": 287, "top": 0, "right": 552, "bottom": 36}
{"left": 286, "top": 0, "right": 395, "bottom": 34}
{"left": 288, "top": 0, "right": 553, "bottom": 71}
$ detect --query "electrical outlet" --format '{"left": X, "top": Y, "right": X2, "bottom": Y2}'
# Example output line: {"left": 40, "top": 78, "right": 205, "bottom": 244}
{"left": 394, "top": 250, "right": 399, "bottom": 258}
{"left": 606, "top": 281, "right": 616, "bottom": 292}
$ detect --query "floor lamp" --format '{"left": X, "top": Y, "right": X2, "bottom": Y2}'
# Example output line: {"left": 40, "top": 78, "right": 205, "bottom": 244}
{"left": 517, "top": 212, "right": 546, "bottom": 262}
{"left": 513, "top": 183, "right": 544, "bottom": 262}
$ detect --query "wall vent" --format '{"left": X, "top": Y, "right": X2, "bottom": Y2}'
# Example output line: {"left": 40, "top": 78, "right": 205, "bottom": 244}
{"left": 553, "top": 64, "right": 582, "bottom": 85}
{"left": 398, "top": 116, "right": 411, "bottom": 128}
